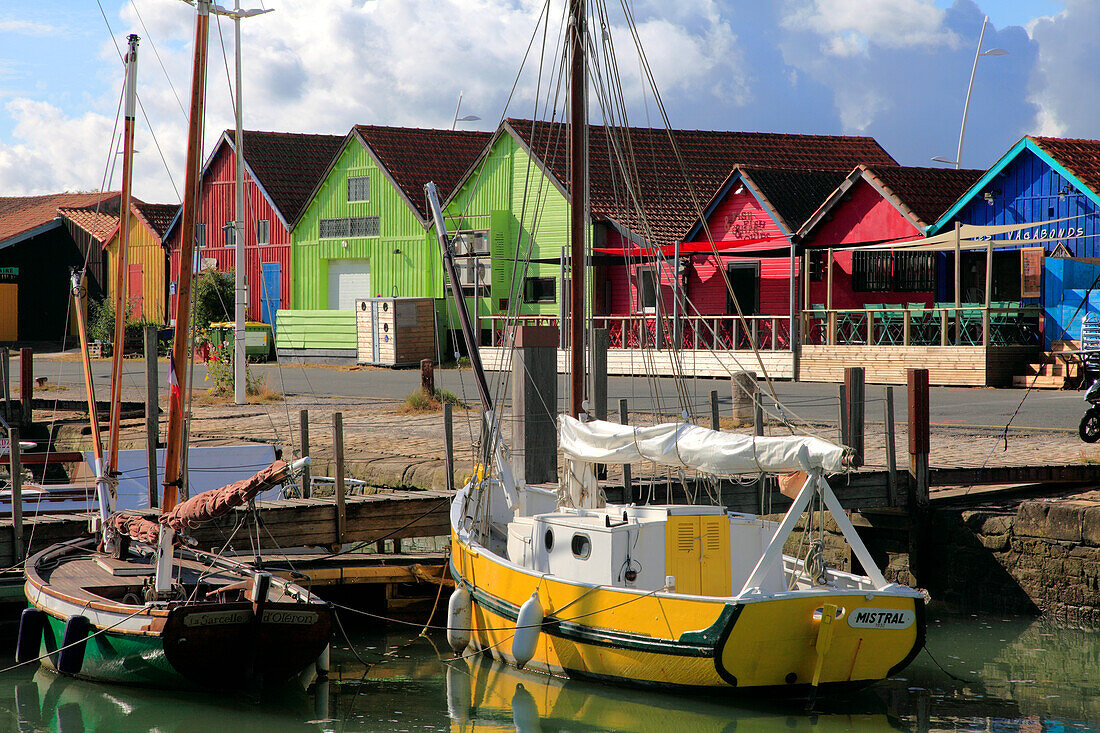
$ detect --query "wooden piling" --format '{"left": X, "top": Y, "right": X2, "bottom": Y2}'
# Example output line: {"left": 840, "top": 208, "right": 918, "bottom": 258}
{"left": 591, "top": 328, "right": 609, "bottom": 421}
{"left": 1, "top": 348, "right": 9, "bottom": 423}
{"left": 420, "top": 359, "right": 434, "bottom": 395}
{"left": 838, "top": 383, "right": 848, "bottom": 446}
{"left": 845, "top": 366, "right": 865, "bottom": 468}
{"left": 444, "top": 402, "right": 455, "bottom": 493}
{"left": 144, "top": 326, "right": 159, "bottom": 508}
{"left": 710, "top": 389, "right": 720, "bottom": 431}
{"left": 9, "top": 426, "right": 22, "bottom": 561}
{"left": 19, "top": 348, "right": 31, "bottom": 426}
{"left": 884, "top": 385, "right": 897, "bottom": 506}
{"left": 753, "top": 392, "right": 764, "bottom": 437}
{"left": 731, "top": 371, "right": 756, "bottom": 426}
{"left": 907, "top": 368, "right": 931, "bottom": 582}
{"left": 619, "top": 398, "right": 632, "bottom": 501}
{"left": 299, "top": 409, "right": 311, "bottom": 498}
{"left": 333, "top": 411, "right": 347, "bottom": 545}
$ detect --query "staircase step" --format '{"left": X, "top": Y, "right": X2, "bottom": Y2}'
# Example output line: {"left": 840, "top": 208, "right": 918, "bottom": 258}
{"left": 1013, "top": 374, "right": 1067, "bottom": 389}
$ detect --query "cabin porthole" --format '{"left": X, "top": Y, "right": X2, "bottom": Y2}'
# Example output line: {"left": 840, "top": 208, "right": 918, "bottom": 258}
{"left": 544, "top": 528, "right": 554, "bottom": 551}
{"left": 785, "top": 672, "right": 797, "bottom": 684}
{"left": 571, "top": 533, "right": 591, "bottom": 560}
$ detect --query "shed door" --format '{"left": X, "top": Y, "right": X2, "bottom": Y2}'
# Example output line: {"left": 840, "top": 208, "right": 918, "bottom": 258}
{"left": 0, "top": 284, "right": 17, "bottom": 341}
{"left": 127, "top": 264, "right": 143, "bottom": 320}
{"left": 261, "top": 262, "right": 281, "bottom": 329}
{"left": 328, "top": 260, "right": 371, "bottom": 311}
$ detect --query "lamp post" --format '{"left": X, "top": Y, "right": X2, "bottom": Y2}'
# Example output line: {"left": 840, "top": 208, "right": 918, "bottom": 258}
{"left": 210, "top": 0, "right": 272, "bottom": 405}
{"left": 932, "top": 15, "right": 1006, "bottom": 169}
{"left": 452, "top": 90, "right": 481, "bottom": 129}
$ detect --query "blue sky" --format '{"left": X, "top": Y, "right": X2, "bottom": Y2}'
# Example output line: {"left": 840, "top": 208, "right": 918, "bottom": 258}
{"left": 0, "top": 1, "right": 1091, "bottom": 202}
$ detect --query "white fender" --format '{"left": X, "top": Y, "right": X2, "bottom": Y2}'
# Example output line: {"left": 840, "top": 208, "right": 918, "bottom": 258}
{"left": 511, "top": 592, "right": 543, "bottom": 669}
{"left": 447, "top": 587, "right": 472, "bottom": 653}
{"left": 511, "top": 683, "right": 540, "bottom": 733}
{"left": 445, "top": 657, "right": 472, "bottom": 723}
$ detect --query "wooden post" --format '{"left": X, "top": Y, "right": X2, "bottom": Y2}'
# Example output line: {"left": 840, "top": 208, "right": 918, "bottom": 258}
{"left": 619, "top": 398, "right": 632, "bottom": 501}
{"left": 420, "top": 359, "right": 434, "bottom": 395}
{"left": 731, "top": 371, "right": 757, "bottom": 425}
{"left": 512, "top": 326, "right": 558, "bottom": 484}
{"left": 838, "top": 383, "right": 848, "bottom": 446}
{"left": 907, "top": 368, "right": 931, "bottom": 583}
{"left": 710, "top": 389, "right": 720, "bottom": 431}
{"left": 19, "top": 347, "right": 32, "bottom": 426}
{"left": 884, "top": 385, "right": 897, "bottom": 506}
{"left": 844, "top": 366, "right": 865, "bottom": 468}
{"left": 591, "top": 328, "right": 609, "bottom": 421}
{"left": 825, "top": 249, "right": 834, "bottom": 345}
{"left": 299, "top": 409, "right": 311, "bottom": 498}
{"left": 983, "top": 240, "right": 993, "bottom": 346}
{"left": 953, "top": 221, "right": 962, "bottom": 345}
{"left": 333, "top": 411, "right": 346, "bottom": 545}
{"left": 0, "top": 347, "right": 9, "bottom": 422}
{"left": 753, "top": 392, "right": 764, "bottom": 437}
{"left": 444, "top": 402, "right": 455, "bottom": 492}
{"left": 9, "top": 426, "right": 22, "bottom": 561}
{"left": 144, "top": 326, "right": 159, "bottom": 509}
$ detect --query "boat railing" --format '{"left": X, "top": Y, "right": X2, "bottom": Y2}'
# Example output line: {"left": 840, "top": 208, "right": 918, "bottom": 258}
{"left": 800, "top": 304, "right": 1042, "bottom": 347}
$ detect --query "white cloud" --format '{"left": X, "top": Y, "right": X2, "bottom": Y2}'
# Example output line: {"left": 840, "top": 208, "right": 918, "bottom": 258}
{"left": 0, "top": 20, "right": 55, "bottom": 36}
{"left": 783, "top": 0, "right": 958, "bottom": 57}
{"left": 1027, "top": 0, "right": 1100, "bottom": 140}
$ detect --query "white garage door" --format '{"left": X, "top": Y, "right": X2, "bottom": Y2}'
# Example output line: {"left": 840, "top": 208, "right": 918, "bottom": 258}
{"left": 328, "top": 259, "right": 371, "bottom": 310}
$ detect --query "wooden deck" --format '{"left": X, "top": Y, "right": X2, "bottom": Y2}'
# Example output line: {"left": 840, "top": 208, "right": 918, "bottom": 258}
{"left": 798, "top": 344, "right": 1037, "bottom": 386}
{"left": 480, "top": 346, "right": 795, "bottom": 380}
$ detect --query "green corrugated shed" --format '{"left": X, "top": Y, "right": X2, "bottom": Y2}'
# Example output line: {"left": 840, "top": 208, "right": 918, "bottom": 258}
{"left": 275, "top": 310, "right": 357, "bottom": 350}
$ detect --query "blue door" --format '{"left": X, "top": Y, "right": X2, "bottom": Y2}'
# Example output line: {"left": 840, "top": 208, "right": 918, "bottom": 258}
{"left": 261, "top": 262, "right": 281, "bottom": 331}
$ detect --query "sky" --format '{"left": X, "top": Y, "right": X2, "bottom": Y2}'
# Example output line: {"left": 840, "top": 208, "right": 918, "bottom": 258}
{"left": 0, "top": 0, "right": 1092, "bottom": 204}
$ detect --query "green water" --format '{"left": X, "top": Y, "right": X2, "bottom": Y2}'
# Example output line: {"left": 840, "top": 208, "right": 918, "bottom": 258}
{"left": 0, "top": 613, "right": 1096, "bottom": 732}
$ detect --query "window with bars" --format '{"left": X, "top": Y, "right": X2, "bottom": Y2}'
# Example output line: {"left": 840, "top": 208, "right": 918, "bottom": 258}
{"left": 319, "top": 216, "right": 380, "bottom": 239}
{"left": 637, "top": 268, "right": 658, "bottom": 311}
{"left": 223, "top": 223, "right": 235, "bottom": 247}
{"left": 257, "top": 219, "right": 269, "bottom": 245}
{"left": 196, "top": 222, "right": 206, "bottom": 248}
{"left": 347, "top": 176, "right": 370, "bottom": 202}
{"left": 852, "top": 251, "right": 935, "bottom": 292}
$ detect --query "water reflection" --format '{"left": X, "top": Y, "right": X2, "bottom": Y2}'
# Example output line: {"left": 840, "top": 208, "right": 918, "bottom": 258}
{"left": 0, "top": 614, "right": 1094, "bottom": 732}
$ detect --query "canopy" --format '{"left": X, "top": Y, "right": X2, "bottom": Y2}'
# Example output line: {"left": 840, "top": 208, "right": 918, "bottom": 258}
{"left": 593, "top": 235, "right": 789, "bottom": 258}
{"left": 559, "top": 416, "right": 845, "bottom": 474}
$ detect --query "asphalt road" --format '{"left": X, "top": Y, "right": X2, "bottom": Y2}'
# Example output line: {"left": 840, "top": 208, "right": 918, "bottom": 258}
{"left": 24, "top": 354, "right": 1087, "bottom": 434}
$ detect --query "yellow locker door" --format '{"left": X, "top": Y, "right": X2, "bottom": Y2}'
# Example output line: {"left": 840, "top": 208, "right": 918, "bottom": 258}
{"left": 665, "top": 515, "right": 700, "bottom": 595}
{"left": 0, "top": 283, "right": 17, "bottom": 341}
{"left": 699, "top": 514, "right": 731, "bottom": 597}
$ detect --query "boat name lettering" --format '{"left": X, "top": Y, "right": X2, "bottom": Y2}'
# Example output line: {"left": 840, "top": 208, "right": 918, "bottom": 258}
{"left": 847, "top": 608, "right": 914, "bottom": 629}
{"left": 261, "top": 609, "right": 318, "bottom": 625}
{"left": 183, "top": 610, "right": 251, "bottom": 627}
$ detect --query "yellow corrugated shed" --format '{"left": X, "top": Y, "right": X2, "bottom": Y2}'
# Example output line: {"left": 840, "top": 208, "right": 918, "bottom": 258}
{"left": 104, "top": 203, "right": 173, "bottom": 324}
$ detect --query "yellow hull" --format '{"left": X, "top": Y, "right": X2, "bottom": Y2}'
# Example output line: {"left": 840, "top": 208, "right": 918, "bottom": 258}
{"left": 452, "top": 532, "right": 923, "bottom": 692}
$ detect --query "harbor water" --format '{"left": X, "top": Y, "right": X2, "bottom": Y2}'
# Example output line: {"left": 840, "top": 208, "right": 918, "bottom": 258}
{"left": 0, "top": 612, "right": 1095, "bottom": 732}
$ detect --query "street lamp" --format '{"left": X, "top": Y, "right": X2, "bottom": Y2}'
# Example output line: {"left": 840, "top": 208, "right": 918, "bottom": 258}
{"left": 452, "top": 90, "right": 481, "bottom": 129}
{"left": 932, "top": 15, "right": 1007, "bottom": 169}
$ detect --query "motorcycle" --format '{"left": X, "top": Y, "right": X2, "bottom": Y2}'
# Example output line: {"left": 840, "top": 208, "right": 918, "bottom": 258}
{"left": 1080, "top": 378, "right": 1100, "bottom": 442}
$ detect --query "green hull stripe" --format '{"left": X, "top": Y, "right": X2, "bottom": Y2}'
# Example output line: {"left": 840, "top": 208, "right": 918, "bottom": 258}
{"left": 452, "top": 563, "right": 725, "bottom": 659}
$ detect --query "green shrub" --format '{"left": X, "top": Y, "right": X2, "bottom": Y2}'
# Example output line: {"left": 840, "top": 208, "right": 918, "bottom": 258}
{"left": 191, "top": 270, "right": 234, "bottom": 335}
{"left": 403, "top": 388, "right": 468, "bottom": 412}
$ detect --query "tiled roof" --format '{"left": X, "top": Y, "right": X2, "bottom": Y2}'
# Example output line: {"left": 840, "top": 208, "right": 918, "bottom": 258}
{"left": 865, "top": 165, "right": 984, "bottom": 228}
{"left": 506, "top": 118, "right": 898, "bottom": 244}
{"left": 1030, "top": 137, "right": 1100, "bottom": 195}
{"left": 354, "top": 125, "right": 493, "bottom": 219}
{"left": 237, "top": 130, "right": 345, "bottom": 224}
{"left": 134, "top": 201, "right": 179, "bottom": 239}
{"left": 0, "top": 192, "right": 119, "bottom": 244}
{"left": 58, "top": 206, "right": 119, "bottom": 244}
{"left": 741, "top": 168, "right": 849, "bottom": 232}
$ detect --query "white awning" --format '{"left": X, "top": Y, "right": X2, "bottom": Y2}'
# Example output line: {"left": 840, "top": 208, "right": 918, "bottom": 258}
{"left": 559, "top": 416, "right": 845, "bottom": 475}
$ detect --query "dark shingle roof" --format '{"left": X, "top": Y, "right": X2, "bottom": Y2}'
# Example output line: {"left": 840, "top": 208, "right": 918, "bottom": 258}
{"left": 507, "top": 118, "right": 898, "bottom": 244}
{"left": 0, "top": 192, "right": 119, "bottom": 244}
{"left": 1030, "top": 137, "right": 1100, "bottom": 195}
{"left": 354, "top": 125, "right": 493, "bottom": 219}
{"left": 741, "top": 168, "right": 849, "bottom": 232}
{"left": 865, "top": 165, "right": 984, "bottom": 228}
{"left": 134, "top": 201, "right": 179, "bottom": 238}
{"left": 238, "top": 130, "right": 345, "bottom": 224}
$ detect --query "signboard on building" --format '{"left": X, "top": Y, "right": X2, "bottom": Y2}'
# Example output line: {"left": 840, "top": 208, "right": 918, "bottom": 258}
{"left": 0, "top": 267, "right": 19, "bottom": 282}
{"left": 1021, "top": 247, "right": 1044, "bottom": 298}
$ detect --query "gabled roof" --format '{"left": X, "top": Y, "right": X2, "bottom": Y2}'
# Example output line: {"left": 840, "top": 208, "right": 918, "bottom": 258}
{"left": 801, "top": 165, "right": 983, "bottom": 239}
{"left": 352, "top": 124, "right": 493, "bottom": 221}
{"left": 501, "top": 118, "right": 898, "bottom": 245}
{"left": 0, "top": 192, "right": 119, "bottom": 247}
{"left": 932, "top": 136, "right": 1100, "bottom": 233}
{"left": 61, "top": 198, "right": 179, "bottom": 248}
{"left": 736, "top": 167, "right": 849, "bottom": 234}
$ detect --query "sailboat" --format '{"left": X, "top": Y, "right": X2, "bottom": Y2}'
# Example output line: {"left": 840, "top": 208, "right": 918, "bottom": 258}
{"left": 432, "top": 0, "right": 925, "bottom": 696}
{"left": 17, "top": 7, "right": 331, "bottom": 689}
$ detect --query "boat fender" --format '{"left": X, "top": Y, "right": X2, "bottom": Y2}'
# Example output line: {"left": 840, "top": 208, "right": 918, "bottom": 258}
{"left": 512, "top": 592, "right": 543, "bottom": 669}
{"left": 56, "top": 615, "right": 92, "bottom": 676}
{"left": 316, "top": 644, "right": 330, "bottom": 677}
{"left": 15, "top": 608, "right": 46, "bottom": 663}
{"left": 447, "top": 587, "right": 472, "bottom": 653}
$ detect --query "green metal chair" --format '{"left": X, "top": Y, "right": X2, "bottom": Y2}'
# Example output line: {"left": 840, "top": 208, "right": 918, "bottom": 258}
{"left": 879, "top": 303, "right": 905, "bottom": 345}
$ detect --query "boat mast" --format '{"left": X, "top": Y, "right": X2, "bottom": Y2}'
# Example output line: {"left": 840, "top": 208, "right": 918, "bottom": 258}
{"left": 157, "top": 0, "right": 210, "bottom": 593}
{"left": 105, "top": 34, "right": 140, "bottom": 477}
{"left": 568, "top": 0, "right": 586, "bottom": 418}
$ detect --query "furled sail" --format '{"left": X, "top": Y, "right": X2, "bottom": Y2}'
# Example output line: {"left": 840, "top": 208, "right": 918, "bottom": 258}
{"left": 559, "top": 416, "right": 846, "bottom": 475}
{"left": 161, "top": 459, "right": 289, "bottom": 531}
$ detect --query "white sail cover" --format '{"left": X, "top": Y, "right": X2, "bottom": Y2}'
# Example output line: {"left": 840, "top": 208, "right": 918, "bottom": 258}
{"left": 559, "top": 416, "right": 846, "bottom": 474}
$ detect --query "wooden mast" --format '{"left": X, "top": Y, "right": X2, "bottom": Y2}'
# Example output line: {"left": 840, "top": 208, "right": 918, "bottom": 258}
{"left": 105, "top": 34, "right": 140, "bottom": 479}
{"left": 568, "top": 0, "right": 586, "bottom": 418}
{"left": 162, "top": 0, "right": 211, "bottom": 516}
